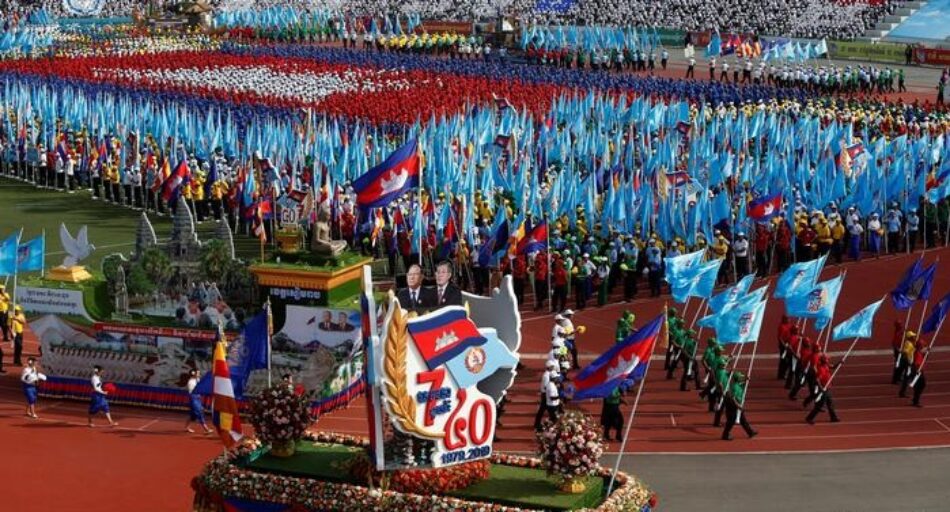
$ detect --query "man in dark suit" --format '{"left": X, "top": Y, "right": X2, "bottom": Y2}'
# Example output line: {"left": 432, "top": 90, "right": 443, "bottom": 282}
{"left": 432, "top": 260, "right": 463, "bottom": 308}
{"left": 318, "top": 310, "right": 337, "bottom": 331}
{"left": 396, "top": 264, "right": 435, "bottom": 312}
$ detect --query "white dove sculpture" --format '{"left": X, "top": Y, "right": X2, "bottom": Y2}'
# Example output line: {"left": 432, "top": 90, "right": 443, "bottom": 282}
{"left": 59, "top": 223, "right": 96, "bottom": 267}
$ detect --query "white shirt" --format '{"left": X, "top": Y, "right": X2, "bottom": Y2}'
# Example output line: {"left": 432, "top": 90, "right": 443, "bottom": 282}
{"left": 187, "top": 377, "right": 198, "bottom": 394}
{"left": 545, "top": 381, "right": 560, "bottom": 407}
{"left": 733, "top": 239, "right": 749, "bottom": 257}
{"left": 21, "top": 367, "right": 45, "bottom": 385}
{"left": 92, "top": 374, "right": 106, "bottom": 394}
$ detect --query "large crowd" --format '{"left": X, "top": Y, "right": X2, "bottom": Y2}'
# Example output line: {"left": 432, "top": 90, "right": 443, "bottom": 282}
{"left": 0, "top": 0, "right": 912, "bottom": 40}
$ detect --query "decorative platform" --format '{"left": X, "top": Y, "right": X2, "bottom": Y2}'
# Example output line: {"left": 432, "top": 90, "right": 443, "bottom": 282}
{"left": 191, "top": 433, "right": 655, "bottom": 512}
{"left": 46, "top": 265, "right": 93, "bottom": 283}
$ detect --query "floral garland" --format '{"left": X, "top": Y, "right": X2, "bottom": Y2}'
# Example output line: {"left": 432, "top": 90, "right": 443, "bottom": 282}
{"left": 345, "top": 451, "right": 490, "bottom": 495}
{"left": 192, "top": 432, "right": 656, "bottom": 512}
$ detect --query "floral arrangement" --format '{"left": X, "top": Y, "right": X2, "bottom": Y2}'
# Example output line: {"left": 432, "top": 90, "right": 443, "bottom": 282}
{"left": 536, "top": 410, "right": 604, "bottom": 482}
{"left": 247, "top": 384, "right": 313, "bottom": 446}
{"left": 192, "top": 432, "right": 654, "bottom": 512}
{"left": 345, "top": 450, "right": 490, "bottom": 494}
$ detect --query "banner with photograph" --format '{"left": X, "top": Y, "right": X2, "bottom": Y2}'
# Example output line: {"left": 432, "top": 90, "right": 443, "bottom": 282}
{"left": 30, "top": 305, "right": 364, "bottom": 414}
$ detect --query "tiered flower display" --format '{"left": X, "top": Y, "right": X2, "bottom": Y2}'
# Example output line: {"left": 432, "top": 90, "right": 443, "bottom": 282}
{"left": 247, "top": 383, "right": 313, "bottom": 454}
{"left": 536, "top": 410, "right": 605, "bottom": 489}
{"left": 192, "top": 433, "right": 655, "bottom": 512}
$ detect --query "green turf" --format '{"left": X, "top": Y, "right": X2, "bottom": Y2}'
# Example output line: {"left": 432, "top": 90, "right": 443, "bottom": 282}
{"left": 449, "top": 464, "right": 605, "bottom": 511}
{"left": 244, "top": 441, "right": 365, "bottom": 484}
{"left": 243, "top": 442, "right": 606, "bottom": 511}
{"left": 0, "top": 177, "right": 264, "bottom": 274}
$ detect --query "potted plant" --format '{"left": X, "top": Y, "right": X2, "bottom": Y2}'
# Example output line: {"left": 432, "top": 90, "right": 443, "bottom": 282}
{"left": 536, "top": 410, "right": 604, "bottom": 493}
{"left": 248, "top": 383, "right": 314, "bottom": 457}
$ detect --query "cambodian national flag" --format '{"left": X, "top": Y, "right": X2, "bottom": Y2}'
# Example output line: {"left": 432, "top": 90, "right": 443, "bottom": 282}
{"left": 517, "top": 221, "right": 547, "bottom": 254}
{"left": 408, "top": 306, "right": 487, "bottom": 369}
{"left": 161, "top": 159, "right": 190, "bottom": 203}
{"left": 353, "top": 138, "right": 420, "bottom": 208}
{"left": 747, "top": 192, "right": 783, "bottom": 222}
{"left": 846, "top": 142, "right": 865, "bottom": 159}
{"left": 571, "top": 314, "right": 663, "bottom": 400}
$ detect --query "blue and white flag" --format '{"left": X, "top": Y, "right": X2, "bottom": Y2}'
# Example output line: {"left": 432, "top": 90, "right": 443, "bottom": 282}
{"left": 785, "top": 275, "right": 844, "bottom": 330}
{"left": 709, "top": 274, "right": 754, "bottom": 312}
{"left": 715, "top": 298, "right": 767, "bottom": 345}
{"left": 832, "top": 299, "right": 884, "bottom": 341}
{"left": 671, "top": 258, "right": 721, "bottom": 303}
{"left": 774, "top": 254, "right": 827, "bottom": 299}
{"left": 16, "top": 234, "right": 44, "bottom": 272}
{"left": 0, "top": 232, "right": 19, "bottom": 276}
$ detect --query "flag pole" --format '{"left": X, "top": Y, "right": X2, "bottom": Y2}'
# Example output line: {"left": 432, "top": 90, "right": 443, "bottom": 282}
{"left": 736, "top": 336, "right": 759, "bottom": 423}
{"left": 607, "top": 305, "right": 662, "bottom": 495}
{"left": 40, "top": 228, "right": 45, "bottom": 278}
{"left": 417, "top": 142, "right": 424, "bottom": 268}
{"left": 911, "top": 314, "right": 946, "bottom": 387}
{"left": 11, "top": 228, "right": 23, "bottom": 309}
{"left": 915, "top": 257, "right": 939, "bottom": 337}
{"left": 717, "top": 341, "right": 746, "bottom": 411}
{"left": 546, "top": 213, "right": 553, "bottom": 313}
{"left": 266, "top": 299, "right": 273, "bottom": 387}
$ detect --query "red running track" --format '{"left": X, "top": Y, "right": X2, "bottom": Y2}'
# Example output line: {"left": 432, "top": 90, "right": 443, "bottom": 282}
{"left": 1, "top": 247, "right": 949, "bottom": 510}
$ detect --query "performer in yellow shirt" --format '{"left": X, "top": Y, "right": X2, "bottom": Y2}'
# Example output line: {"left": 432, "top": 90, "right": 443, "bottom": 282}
{"left": 11, "top": 305, "right": 26, "bottom": 366}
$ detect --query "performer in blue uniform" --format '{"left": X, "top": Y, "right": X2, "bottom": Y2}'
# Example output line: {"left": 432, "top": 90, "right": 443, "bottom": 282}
{"left": 185, "top": 369, "right": 212, "bottom": 434}
{"left": 88, "top": 365, "right": 118, "bottom": 427}
{"left": 21, "top": 357, "right": 46, "bottom": 419}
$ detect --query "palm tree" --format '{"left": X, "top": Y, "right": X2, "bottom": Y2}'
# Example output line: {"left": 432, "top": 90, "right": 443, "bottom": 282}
{"left": 201, "top": 239, "right": 232, "bottom": 282}
{"left": 140, "top": 248, "right": 173, "bottom": 291}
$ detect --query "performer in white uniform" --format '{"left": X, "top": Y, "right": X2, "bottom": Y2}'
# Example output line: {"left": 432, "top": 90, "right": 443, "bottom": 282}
{"left": 88, "top": 365, "right": 118, "bottom": 427}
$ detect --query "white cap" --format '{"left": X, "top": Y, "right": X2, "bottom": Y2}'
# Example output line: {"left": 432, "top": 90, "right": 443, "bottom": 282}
{"left": 562, "top": 309, "right": 575, "bottom": 316}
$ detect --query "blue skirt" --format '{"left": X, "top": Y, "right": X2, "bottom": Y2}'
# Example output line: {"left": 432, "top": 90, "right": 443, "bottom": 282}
{"left": 89, "top": 393, "right": 110, "bottom": 415}
{"left": 188, "top": 394, "right": 205, "bottom": 422}
{"left": 23, "top": 384, "right": 37, "bottom": 405}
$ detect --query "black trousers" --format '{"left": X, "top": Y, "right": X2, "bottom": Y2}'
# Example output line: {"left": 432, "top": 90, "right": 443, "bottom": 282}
{"left": 722, "top": 401, "right": 755, "bottom": 439}
{"left": 911, "top": 372, "right": 926, "bottom": 405}
{"left": 806, "top": 390, "right": 839, "bottom": 422}
{"left": 534, "top": 280, "right": 548, "bottom": 310}
{"left": 778, "top": 343, "right": 791, "bottom": 380}
{"left": 623, "top": 271, "right": 637, "bottom": 300}
{"left": 13, "top": 332, "right": 22, "bottom": 365}
{"left": 680, "top": 357, "right": 701, "bottom": 391}
{"left": 552, "top": 284, "right": 567, "bottom": 312}
{"left": 601, "top": 402, "right": 623, "bottom": 439}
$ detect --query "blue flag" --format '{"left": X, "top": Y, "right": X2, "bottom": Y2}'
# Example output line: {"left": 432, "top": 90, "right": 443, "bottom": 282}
{"left": 715, "top": 298, "right": 767, "bottom": 345}
{"left": 921, "top": 291, "right": 950, "bottom": 334}
{"left": 709, "top": 274, "right": 754, "bottom": 312}
{"left": 16, "top": 235, "right": 44, "bottom": 272}
{"left": 774, "top": 254, "right": 827, "bottom": 299}
{"left": 0, "top": 232, "right": 19, "bottom": 276}
{"left": 196, "top": 309, "right": 270, "bottom": 398}
{"left": 891, "top": 261, "right": 936, "bottom": 311}
{"left": 664, "top": 249, "right": 706, "bottom": 285}
{"left": 784, "top": 275, "right": 844, "bottom": 330}
{"left": 832, "top": 299, "right": 884, "bottom": 341}
{"left": 671, "top": 258, "right": 722, "bottom": 303}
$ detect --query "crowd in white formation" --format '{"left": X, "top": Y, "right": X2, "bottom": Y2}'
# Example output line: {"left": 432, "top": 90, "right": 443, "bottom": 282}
{"left": 0, "top": 0, "right": 908, "bottom": 40}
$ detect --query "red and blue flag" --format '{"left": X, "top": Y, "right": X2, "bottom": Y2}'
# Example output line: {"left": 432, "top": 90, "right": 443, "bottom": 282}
{"left": 353, "top": 138, "right": 420, "bottom": 208}
{"left": 571, "top": 314, "right": 663, "bottom": 400}
{"left": 746, "top": 192, "right": 783, "bottom": 221}
{"left": 516, "top": 221, "right": 547, "bottom": 254}
{"left": 161, "top": 159, "right": 190, "bottom": 203}
{"left": 407, "top": 306, "right": 486, "bottom": 369}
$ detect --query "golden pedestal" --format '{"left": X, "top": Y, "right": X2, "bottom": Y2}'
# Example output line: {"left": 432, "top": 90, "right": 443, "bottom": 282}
{"left": 47, "top": 265, "right": 94, "bottom": 283}
{"left": 275, "top": 229, "right": 303, "bottom": 253}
